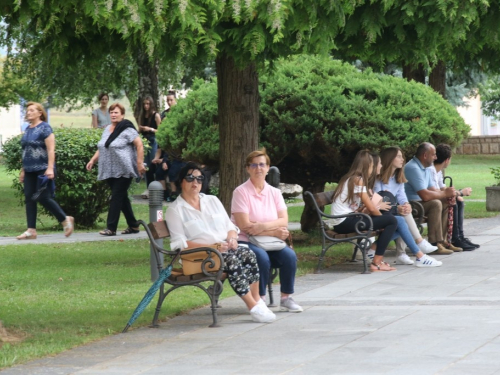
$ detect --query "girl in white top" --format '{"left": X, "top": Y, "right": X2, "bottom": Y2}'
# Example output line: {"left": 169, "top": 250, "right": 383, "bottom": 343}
{"left": 331, "top": 150, "right": 398, "bottom": 272}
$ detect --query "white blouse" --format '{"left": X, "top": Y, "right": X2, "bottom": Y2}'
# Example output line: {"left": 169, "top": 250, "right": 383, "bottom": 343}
{"left": 165, "top": 193, "right": 239, "bottom": 251}
{"left": 330, "top": 178, "right": 367, "bottom": 226}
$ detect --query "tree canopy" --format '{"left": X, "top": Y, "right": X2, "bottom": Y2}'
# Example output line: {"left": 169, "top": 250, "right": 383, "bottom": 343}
{"left": 158, "top": 55, "right": 470, "bottom": 186}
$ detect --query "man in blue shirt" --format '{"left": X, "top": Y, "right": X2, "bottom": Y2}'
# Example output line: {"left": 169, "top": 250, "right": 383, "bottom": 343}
{"left": 404, "top": 143, "right": 458, "bottom": 254}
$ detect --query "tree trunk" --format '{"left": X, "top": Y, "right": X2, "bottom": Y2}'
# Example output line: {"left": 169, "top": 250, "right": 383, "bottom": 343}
{"left": 402, "top": 63, "right": 426, "bottom": 84}
{"left": 134, "top": 48, "right": 159, "bottom": 123}
{"left": 300, "top": 182, "right": 326, "bottom": 232}
{"left": 429, "top": 60, "right": 446, "bottom": 98}
{"left": 216, "top": 54, "right": 259, "bottom": 213}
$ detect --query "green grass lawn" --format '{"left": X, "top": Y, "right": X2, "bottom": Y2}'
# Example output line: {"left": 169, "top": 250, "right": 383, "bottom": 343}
{"left": 0, "top": 233, "right": 352, "bottom": 369}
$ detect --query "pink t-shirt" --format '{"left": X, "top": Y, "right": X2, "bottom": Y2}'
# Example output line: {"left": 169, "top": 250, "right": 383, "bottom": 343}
{"left": 231, "top": 179, "right": 287, "bottom": 242}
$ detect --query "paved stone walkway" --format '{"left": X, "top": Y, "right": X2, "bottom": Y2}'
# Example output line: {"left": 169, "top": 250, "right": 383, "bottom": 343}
{"left": 1, "top": 217, "right": 500, "bottom": 374}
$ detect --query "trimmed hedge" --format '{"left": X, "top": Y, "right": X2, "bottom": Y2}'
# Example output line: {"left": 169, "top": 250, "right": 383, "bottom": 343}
{"left": 1, "top": 129, "right": 109, "bottom": 228}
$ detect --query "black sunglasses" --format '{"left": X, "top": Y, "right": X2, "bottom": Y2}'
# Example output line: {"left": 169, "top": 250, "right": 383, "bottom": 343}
{"left": 184, "top": 174, "right": 205, "bottom": 183}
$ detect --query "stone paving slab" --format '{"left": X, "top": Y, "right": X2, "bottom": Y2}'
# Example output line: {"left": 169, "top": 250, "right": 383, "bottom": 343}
{"left": 2, "top": 216, "right": 500, "bottom": 374}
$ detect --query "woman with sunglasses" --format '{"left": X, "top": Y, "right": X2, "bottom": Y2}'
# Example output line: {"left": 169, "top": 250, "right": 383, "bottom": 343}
{"left": 165, "top": 162, "right": 276, "bottom": 323}
{"left": 231, "top": 148, "right": 302, "bottom": 313}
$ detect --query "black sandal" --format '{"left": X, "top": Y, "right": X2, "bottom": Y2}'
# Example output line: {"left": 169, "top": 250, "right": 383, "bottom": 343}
{"left": 99, "top": 229, "right": 116, "bottom": 236}
{"left": 121, "top": 227, "right": 140, "bottom": 235}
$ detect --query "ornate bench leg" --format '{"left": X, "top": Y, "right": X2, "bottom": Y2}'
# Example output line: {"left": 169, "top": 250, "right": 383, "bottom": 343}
{"left": 267, "top": 268, "right": 279, "bottom": 307}
{"left": 150, "top": 285, "right": 166, "bottom": 328}
{"left": 316, "top": 245, "right": 328, "bottom": 273}
{"left": 208, "top": 280, "right": 223, "bottom": 328}
{"left": 350, "top": 244, "right": 358, "bottom": 262}
{"left": 359, "top": 238, "right": 371, "bottom": 274}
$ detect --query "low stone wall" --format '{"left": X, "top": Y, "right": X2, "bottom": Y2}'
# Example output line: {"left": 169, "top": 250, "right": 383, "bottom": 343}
{"left": 455, "top": 136, "right": 500, "bottom": 155}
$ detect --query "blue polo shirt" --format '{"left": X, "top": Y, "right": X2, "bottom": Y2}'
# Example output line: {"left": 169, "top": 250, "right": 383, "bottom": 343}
{"left": 404, "top": 156, "right": 433, "bottom": 201}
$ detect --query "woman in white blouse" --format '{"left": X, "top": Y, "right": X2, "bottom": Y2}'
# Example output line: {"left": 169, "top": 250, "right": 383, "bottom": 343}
{"left": 165, "top": 162, "right": 276, "bottom": 323}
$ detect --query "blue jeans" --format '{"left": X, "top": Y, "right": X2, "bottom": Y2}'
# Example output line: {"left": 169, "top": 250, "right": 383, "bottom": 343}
{"left": 391, "top": 216, "right": 420, "bottom": 255}
{"left": 23, "top": 170, "right": 67, "bottom": 228}
{"left": 240, "top": 241, "right": 297, "bottom": 296}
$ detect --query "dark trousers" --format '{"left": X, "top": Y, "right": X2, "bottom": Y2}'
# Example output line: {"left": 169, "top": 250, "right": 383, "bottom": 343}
{"left": 241, "top": 242, "right": 297, "bottom": 296}
{"left": 334, "top": 214, "right": 398, "bottom": 256}
{"left": 452, "top": 200, "right": 465, "bottom": 241}
{"left": 144, "top": 138, "right": 158, "bottom": 187}
{"left": 106, "top": 177, "right": 138, "bottom": 232}
{"left": 24, "top": 171, "right": 66, "bottom": 228}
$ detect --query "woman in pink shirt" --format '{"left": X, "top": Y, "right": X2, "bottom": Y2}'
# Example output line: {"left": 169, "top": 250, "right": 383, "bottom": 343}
{"left": 232, "top": 148, "right": 302, "bottom": 313}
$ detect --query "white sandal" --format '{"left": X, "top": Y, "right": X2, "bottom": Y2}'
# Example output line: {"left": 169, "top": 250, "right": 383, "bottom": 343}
{"left": 63, "top": 216, "right": 74, "bottom": 237}
{"left": 17, "top": 231, "right": 37, "bottom": 240}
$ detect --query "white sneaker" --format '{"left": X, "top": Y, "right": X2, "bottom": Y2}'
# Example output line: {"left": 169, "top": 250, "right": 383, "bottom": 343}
{"left": 415, "top": 254, "right": 442, "bottom": 267}
{"left": 141, "top": 190, "right": 149, "bottom": 199}
{"left": 257, "top": 298, "right": 267, "bottom": 307}
{"left": 250, "top": 303, "right": 276, "bottom": 323}
{"left": 395, "top": 253, "right": 414, "bottom": 265}
{"left": 418, "top": 240, "right": 438, "bottom": 254}
{"left": 280, "top": 296, "right": 303, "bottom": 313}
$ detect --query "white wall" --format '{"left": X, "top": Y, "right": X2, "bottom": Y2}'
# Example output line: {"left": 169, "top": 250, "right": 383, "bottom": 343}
{"left": 0, "top": 104, "right": 22, "bottom": 148}
{"left": 456, "top": 95, "right": 499, "bottom": 136}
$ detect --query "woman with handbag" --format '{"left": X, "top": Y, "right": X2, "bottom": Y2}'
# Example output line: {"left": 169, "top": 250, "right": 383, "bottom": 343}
{"left": 165, "top": 162, "right": 276, "bottom": 323}
{"left": 86, "top": 103, "right": 146, "bottom": 236}
{"left": 17, "top": 102, "right": 74, "bottom": 240}
{"left": 370, "top": 153, "right": 442, "bottom": 267}
{"left": 331, "top": 150, "right": 398, "bottom": 272}
{"left": 231, "top": 148, "right": 302, "bottom": 313}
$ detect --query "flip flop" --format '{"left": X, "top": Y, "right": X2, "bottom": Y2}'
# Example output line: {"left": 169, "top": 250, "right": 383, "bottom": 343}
{"left": 371, "top": 261, "right": 396, "bottom": 272}
{"left": 16, "top": 231, "right": 37, "bottom": 240}
{"left": 63, "top": 216, "right": 74, "bottom": 237}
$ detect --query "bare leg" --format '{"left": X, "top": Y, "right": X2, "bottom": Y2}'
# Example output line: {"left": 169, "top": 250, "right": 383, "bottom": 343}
{"left": 240, "top": 292, "right": 258, "bottom": 310}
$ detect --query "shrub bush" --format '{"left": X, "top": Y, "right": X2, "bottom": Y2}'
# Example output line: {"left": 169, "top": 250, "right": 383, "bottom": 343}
{"left": 157, "top": 55, "right": 470, "bottom": 191}
{"left": 1, "top": 128, "right": 109, "bottom": 228}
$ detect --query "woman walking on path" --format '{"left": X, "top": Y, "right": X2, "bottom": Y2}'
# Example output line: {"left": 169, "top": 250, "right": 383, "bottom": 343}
{"left": 91, "top": 93, "right": 111, "bottom": 129}
{"left": 138, "top": 96, "right": 162, "bottom": 199}
{"left": 86, "top": 103, "right": 146, "bottom": 236}
{"left": 17, "top": 102, "right": 74, "bottom": 240}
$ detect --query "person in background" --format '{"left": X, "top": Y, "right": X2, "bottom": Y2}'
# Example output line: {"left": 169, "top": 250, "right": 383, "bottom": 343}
{"left": 138, "top": 96, "right": 162, "bottom": 199}
{"left": 404, "top": 143, "right": 462, "bottom": 254}
{"left": 91, "top": 93, "right": 111, "bottom": 129}
{"left": 86, "top": 103, "right": 146, "bottom": 236}
{"left": 232, "top": 148, "right": 303, "bottom": 313}
{"left": 331, "top": 150, "right": 398, "bottom": 272}
{"left": 430, "top": 144, "right": 479, "bottom": 250}
{"left": 375, "top": 147, "right": 439, "bottom": 263}
{"left": 165, "top": 162, "right": 275, "bottom": 323}
{"left": 370, "top": 152, "right": 442, "bottom": 267}
{"left": 160, "top": 91, "right": 177, "bottom": 120}
{"left": 17, "top": 102, "right": 74, "bottom": 240}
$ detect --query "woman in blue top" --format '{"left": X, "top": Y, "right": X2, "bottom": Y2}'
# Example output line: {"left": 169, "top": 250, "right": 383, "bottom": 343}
{"left": 374, "top": 147, "right": 439, "bottom": 263}
{"left": 370, "top": 152, "right": 441, "bottom": 268}
{"left": 17, "top": 102, "right": 74, "bottom": 240}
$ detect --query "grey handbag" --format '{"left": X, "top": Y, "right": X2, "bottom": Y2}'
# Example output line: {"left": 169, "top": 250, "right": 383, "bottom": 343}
{"left": 248, "top": 235, "right": 286, "bottom": 251}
